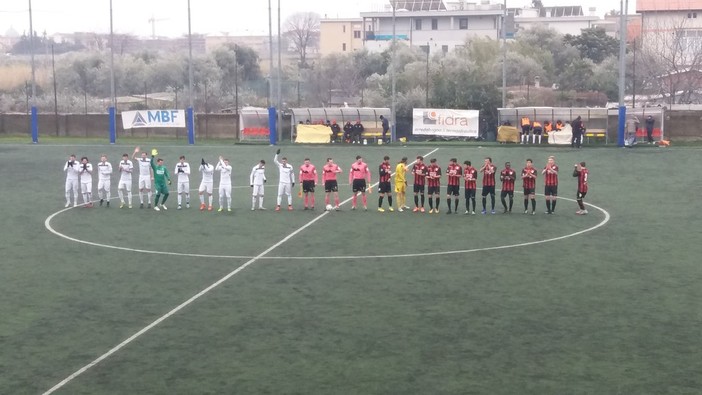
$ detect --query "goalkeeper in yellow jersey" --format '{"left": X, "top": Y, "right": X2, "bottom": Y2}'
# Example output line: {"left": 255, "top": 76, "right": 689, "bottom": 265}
{"left": 394, "top": 157, "right": 409, "bottom": 212}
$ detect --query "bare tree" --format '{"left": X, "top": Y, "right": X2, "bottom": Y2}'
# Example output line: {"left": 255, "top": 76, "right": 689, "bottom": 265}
{"left": 639, "top": 16, "right": 702, "bottom": 104}
{"left": 284, "top": 12, "right": 320, "bottom": 69}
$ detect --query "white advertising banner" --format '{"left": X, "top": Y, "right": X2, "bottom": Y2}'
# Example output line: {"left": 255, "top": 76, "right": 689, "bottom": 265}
{"left": 412, "top": 108, "right": 479, "bottom": 137}
{"left": 122, "top": 110, "right": 186, "bottom": 129}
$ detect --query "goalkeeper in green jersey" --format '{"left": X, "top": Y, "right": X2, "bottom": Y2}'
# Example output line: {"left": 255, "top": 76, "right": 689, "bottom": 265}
{"left": 150, "top": 149, "right": 171, "bottom": 211}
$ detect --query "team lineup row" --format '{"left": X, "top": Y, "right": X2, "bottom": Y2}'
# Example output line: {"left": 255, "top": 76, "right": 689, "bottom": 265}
{"left": 62, "top": 146, "right": 590, "bottom": 215}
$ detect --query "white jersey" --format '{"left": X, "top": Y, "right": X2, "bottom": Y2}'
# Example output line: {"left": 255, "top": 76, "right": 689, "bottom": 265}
{"left": 136, "top": 157, "right": 151, "bottom": 178}
{"left": 200, "top": 164, "right": 215, "bottom": 183}
{"left": 274, "top": 154, "right": 295, "bottom": 184}
{"left": 175, "top": 161, "right": 191, "bottom": 183}
{"left": 79, "top": 163, "right": 93, "bottom": 183}
{"left": 97, "top": 161, "right": 113, "bottom": 181}
{"left": 250, "top": 164, "right": 266, "bottom": 186}
{"left": 64, "top": 160, "right": 81, "bottom": 181}
{"left": 216, "top": 160, "right": 232, "bottom": 187}
{"left": 118, "top": 159, "right": 133, "bottom": 182}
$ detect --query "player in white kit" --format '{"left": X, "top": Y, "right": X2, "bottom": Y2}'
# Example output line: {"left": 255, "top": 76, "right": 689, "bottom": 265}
{"left": 198, "top": 158, "right": 215, "bottom": 211}
{"left": 117, "top": 153, "right": 134, "bottom": 208}
{"left": 250, "top": 159, "right": 267, "bottom": 210}
{"left": 133, "top": 149, "right": 153, "bottom": 209}
{"left": 79, "top": 156, "right": 94, "bottom": 207}
{"left": 175, "top": 155, "right": 191, "bottom": 209}
{"left": 216, "top": 156, "right": 233, "bottom": 212}
{"left": 96, "top": 155, "right": 113, "bottom": 207}
{"left": 63, "top": 154, "right": 81, "bottom": 207}
{"left": 273, "top": 150, "right": 295, "bottom": 211}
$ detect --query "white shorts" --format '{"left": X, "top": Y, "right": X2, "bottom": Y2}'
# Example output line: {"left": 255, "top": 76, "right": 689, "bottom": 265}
{"left": 139, "top": 176, "right": 151, "bottom": 190}
{"left": 81, "top": 181, "right": 92, "bottom": 194}
{"left": 219, "top": 185, "right": 232, "bottom": 198}
{"left": 199, "top": 182, "right": 213, "bottom": 194}
{"left": 252, "top": 184, "right": 265, "bottom": 196}
{"left": 98, "top": 179, "right": 110, "bottom": 192}
{"left": 178, "top": 182, "right": 190, "bottom": 194}
{"left": 118, "top": 179, "right": 132, "bottom": 192}
{"left": 65, "top": 179, "right": 79, "bottom": 193}
{"left": 278, "top": 183, "right": 292, "bottom": 196}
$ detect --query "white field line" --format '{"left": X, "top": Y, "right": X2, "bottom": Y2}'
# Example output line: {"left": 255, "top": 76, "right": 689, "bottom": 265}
{"left": 41, "top": 147, "right": 438, "bottom": 394}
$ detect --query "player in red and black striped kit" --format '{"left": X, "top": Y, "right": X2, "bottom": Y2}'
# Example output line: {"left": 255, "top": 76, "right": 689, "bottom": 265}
{"left": 480, "top": 157, "right": 497, "bottom": 214}
{"left": 573, "top": 161, "right": 589, "bottom": 215}
{"left": 412, "top": 156, "right": 427, "bottom": 213}
{"left": 445, "top": 158, "right": 462, "bottom": 214}
{"left": 463, "top": 160, "right": 478, "bottom": 215}
{"left": 499, "top": 162, "right": 516, "bottom": 213}
{"left": 426, "top": 158, "right": 442, "bottom": 213}
{"left": 521, "top": 158, "right": 537, "bottom": 215}
{"left": 377, "top": 155, "right": 393, "bottom": 212}
{"left": 542, "top": 155, "right": 559, "bottom": 214}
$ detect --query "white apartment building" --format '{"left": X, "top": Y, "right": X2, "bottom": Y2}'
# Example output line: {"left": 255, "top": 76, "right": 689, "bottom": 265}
{"left": 637, "top": 0, "right": 702, "bottom": 63}
{"left": 510, "top": 5, "right": 600, "bottom": 36}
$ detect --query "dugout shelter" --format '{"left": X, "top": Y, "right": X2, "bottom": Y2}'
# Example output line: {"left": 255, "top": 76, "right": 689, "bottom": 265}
{"left": 290, "top": 107, "right": 391, "bottom": 143}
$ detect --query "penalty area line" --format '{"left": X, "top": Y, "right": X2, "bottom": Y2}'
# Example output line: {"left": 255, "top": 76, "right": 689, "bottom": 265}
{"left": 42, "top": 147, "right": 439, "bottom": 394}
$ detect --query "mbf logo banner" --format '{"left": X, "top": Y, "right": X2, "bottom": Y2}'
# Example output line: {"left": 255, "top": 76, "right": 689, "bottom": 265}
{"left": 413, "top": 108, "right": 479, "bottom": 137}
{"left": 122, "top": 110, "right": 186, "bottom": 129}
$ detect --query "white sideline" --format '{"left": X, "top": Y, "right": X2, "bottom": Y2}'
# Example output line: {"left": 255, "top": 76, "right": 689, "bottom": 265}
{"left": 42, "top": 147, "right": 439, "bottom": 394}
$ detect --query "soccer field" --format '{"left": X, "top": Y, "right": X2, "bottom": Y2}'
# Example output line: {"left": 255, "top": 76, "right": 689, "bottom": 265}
{"left": 1, "top": 141, "right": 701, "bottom": 394}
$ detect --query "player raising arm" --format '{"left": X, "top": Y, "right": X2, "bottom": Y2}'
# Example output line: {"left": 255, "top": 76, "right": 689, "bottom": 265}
{"left": 133, "top": 147, "right": 153, "bottom": 209}
{"left": 216, "top": 156, "right": 233, "bottom": 212}
{"left": 573, "top": 161, "right": 589, "bottom": 215}
{"left": 150, "top": 149, "right": 171, "bottom": 211}
{"left": 274, "top": 149, "right": 295, "bottom": 211}
{"left": 198, "top": 158, "right": 215, "bottom": 211}
{"left": 63, "top": 154, "right": 81, "bottom": 207}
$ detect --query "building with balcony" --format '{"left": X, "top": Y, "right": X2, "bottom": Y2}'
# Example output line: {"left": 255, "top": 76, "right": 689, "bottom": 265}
{"left": 509, "top": 5, "right": 601, "bottom": 36}
{"left": 360, "top": 0, "right": 502, "bottom": 55}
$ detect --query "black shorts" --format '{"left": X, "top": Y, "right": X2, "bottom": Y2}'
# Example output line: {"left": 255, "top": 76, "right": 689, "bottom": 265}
{"left": 545, "top": 185, "right": 558, "bottom": 196}
{"left": 523, "top": 188, "right": 535, "bottom": 196}
{"left": 352, "top": 179, "right": 366, "bottom": 193}
{"left": 482, "top": 185, "right": 495, "bottom": 196}
{"left": 500, "top": 190, "right": 514, "bottom": 198}
{"left": 465, "top": 188, "right": 476, "bottom": 198}
{"left": 378, "top": 181, "right": 391, "bottom": 194}
{"left": 303, "top": 180, "right": 315, "bottom": 193}
{"left": 521, "top": 125, "right": 531, "bottom": 134}
{"left": 447, "top": 185, "right": 460, "bottom": 196}
{"left": 324, "top": 180, "right": 338, "bottom": 193}
{"left": 427, "top": 186, "right": 440, "bottom": 195}
{"left": 533, "top": 127, "right": 543, "bottom": 135}
{"left": 413, "top": 184, "right": 425, "bottom": 194}
{"left": 577, "top": 191, "right": 587, "bottom": 199}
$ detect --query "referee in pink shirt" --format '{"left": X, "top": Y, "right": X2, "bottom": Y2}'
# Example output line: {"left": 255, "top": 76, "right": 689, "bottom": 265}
{"left": 349, "top": 155, "right": 371, "bottom": 210}
{"left": 299, "top": 158, "right": 318, "bottom": 210}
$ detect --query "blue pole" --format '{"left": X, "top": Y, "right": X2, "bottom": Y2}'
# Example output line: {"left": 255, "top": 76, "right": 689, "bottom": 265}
{"left": 108, "top": 106, "right": 116, "bottom": 144}
{"left": 187, "top": 107, "right": 195, "bottom": 145}
{"left": 268, "top": 106, "right": 277, "bottom": 145}
{"left": 30, "top": 106, "right": 38, "bottom": 143}
{"left": 617, "top": 105, "right": 626, "bottom": 147}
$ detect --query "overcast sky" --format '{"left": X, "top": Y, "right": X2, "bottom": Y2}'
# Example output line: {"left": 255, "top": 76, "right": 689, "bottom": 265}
{"left": 0, "top": 0, "right": 637, "bottom": 38}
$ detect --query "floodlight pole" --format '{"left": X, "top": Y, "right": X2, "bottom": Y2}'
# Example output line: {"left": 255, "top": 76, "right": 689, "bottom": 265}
{"left": 277, "top": 0, "right": 282, "bottom": 144}
{"left": 617, "top": 0, "right": 628, "bottom": 147}
{"left": 391, "top": 0, "right": 397, "bottom": 142}
{"left": 187, "top": 0, "right": 195, "bottom": 144}
{"left": 501, "top": 0, "right": 507, "bottom": 108}
{"left": 29, "top": 0, "right": 38, "bottom": 143}
{"left": 267, "top": 0, "right": 277, "bottom": 145}
{"left": 108, "top": 0, "right": 116, "bottom": 144}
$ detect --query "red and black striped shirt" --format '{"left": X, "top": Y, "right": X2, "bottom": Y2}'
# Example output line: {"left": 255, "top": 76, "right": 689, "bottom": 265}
{"left": 574, "top": 167, "right": 588, "bottom": 193}
{"left": 500, "top": 168, "right": 516, "bottom": 192}
{"left": 481, "top": 164, "right": 496, "bottom": 187}
{"left": 412, "top": 163, "right": 427, "bottom": 186}
{"left": 379, "top": 162, "right": 392, "bottom": 183}
{"left": 446, "top": 164, "right": 462, "bottom": 186}
{"left": 543, "top": 164, "right": 559, "bottom": 186}
{"left": 464, "top": 166, "right": 478, "bottom": 189}
{"left": 426, "top": 164, "right": 441, "bottom": 188}
{"left": 522, "top": 167, "right": 537, "bottom": 189}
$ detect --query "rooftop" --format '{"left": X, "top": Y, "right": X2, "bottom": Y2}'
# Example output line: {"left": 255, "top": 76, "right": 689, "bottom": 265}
{"left": 637, "top": 0, "right": 702, "bottom": 12}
